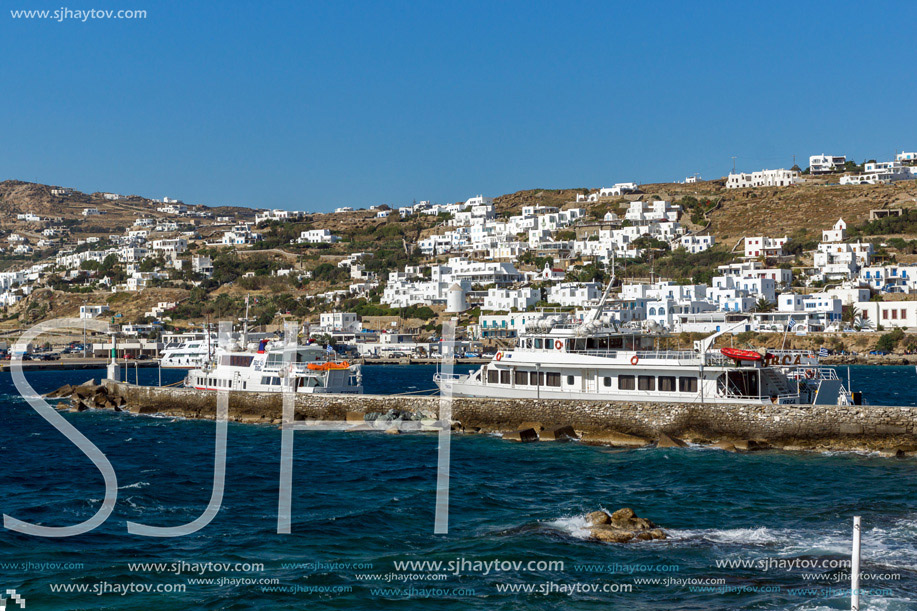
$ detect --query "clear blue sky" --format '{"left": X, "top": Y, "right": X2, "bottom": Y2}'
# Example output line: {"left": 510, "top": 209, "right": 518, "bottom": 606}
{"left": 2, "top": 0, "right": 915, "bottom": 211}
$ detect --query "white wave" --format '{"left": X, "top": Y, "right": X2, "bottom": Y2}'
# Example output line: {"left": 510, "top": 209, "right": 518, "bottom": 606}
{"left": 546, "top": 515, "right": 592, "bottom": 540}
{"left": 118, "top": 482, "right": 149, "bottom": 490}
{"left": 794, "top": 596, "right": 913, "bottom": 611}
{"left": 668, "top": 526, "right": 786, "bottom": 546}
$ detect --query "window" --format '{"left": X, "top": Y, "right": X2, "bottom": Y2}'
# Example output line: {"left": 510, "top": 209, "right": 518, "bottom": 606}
{"left": 487, "top": 370, "right": 499, "bottom": 384}
{"left": 679, "top": 377, "right": 698, "bottom": 392}
{"left": 545, "top": 372, "right": 561, "bottom": 387}
{"left": 603, "top": 376, "right": 611, "bottom": 387}
{"left": 530, "top": 371, "right": 544, "bottom": 386}
{"left": 618, "top": 375, "right": 636, "bottom": 390}
{"left": 638, "top": 376, "right": 655, "bottom": 391}
{"left": 500, "top": 370, "right": 510, "bottom": 385}
{"left": 261, "top": 376, "right": 271, "bottom": 385}
{"left": 514, "top": 371, "right": 528, "bottom": 385}
{"left": 534, "top": 338, "right": 543, "bottom": 349}
{"left": 883, "top": 310, "right": 889, "bottom": 320}
{"left": 658, "top": 376, "right": 676, "bottom": 392}
{"left": 567, "top": 375, "right": 575, "bottom": 386}
{"left": 902, "top": 309, "right": 907, "bottom": 319}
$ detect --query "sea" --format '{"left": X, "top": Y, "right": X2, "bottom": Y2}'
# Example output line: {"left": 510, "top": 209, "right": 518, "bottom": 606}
{"left": 1, "top": 364, "right": 916, "bottom": 610}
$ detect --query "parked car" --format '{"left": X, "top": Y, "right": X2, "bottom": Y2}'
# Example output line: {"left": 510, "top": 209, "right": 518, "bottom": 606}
{"left": 41, "top": 353, "right": 61, "bottom": 361}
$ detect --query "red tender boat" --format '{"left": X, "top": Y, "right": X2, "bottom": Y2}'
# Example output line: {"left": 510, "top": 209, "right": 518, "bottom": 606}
{"left": 720, "top": 347, "right": 763, "bottom": 362}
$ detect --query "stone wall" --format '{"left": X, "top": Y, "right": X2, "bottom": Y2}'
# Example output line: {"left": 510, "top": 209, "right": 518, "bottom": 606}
{"left": 104, "top": 381, "right": 917, "bottom": 448}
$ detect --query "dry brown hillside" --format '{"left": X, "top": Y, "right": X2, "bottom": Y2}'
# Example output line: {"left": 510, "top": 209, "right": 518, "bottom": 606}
{"left": 705, "top": 182, "right": 917, "bottom": 241}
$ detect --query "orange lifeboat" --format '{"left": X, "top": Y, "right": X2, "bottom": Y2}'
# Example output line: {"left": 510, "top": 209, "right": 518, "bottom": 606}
{"left": 720, "top": 347, "right": 763, "bottom": 362}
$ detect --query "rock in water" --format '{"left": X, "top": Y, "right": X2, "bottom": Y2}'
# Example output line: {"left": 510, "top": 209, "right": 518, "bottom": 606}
{"left": 46, "top": 384, "right": 74, "bottom": 398}
{"left": 656, "top": 433, "right": 686, "bottom": 448}
{"left": 586, "top": 508, "right": 666, "bottom": 543}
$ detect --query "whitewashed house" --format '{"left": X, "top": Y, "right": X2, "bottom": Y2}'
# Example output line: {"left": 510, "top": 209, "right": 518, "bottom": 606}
{"left": 809, "top": 154, "right": 846, "bottom": 174}
{"left": 725, "top": 169, "right": 800, "bottom": 189}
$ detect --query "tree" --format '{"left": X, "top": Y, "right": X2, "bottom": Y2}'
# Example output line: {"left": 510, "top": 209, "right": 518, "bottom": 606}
{"left": 754, "top": 298, "right": 775, "bottom": 313}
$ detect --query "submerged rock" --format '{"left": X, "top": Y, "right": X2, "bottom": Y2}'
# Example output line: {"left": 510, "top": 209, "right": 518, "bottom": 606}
{"left": 586, "top": 508, "right": 666, "bottom": 543}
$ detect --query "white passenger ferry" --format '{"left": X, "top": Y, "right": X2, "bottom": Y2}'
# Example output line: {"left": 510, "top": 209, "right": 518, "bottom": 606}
{"left": 185, "top": 339, "right": 362, "bottom": 394}
{"left": 437, "top": 288, "right": 857, "bottom": 406}
{"left": 160, "top": 338, "right": 213, "bottom": 369}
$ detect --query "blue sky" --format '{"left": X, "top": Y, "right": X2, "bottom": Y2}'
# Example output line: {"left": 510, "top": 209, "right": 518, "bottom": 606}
{"left": 1, "top": 0, "right": 915, "bottom": 211}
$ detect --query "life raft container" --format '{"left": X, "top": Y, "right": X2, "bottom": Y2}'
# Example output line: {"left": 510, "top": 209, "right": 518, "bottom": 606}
{"left": 306, "top": 361, "right": 351, "bottom": 371}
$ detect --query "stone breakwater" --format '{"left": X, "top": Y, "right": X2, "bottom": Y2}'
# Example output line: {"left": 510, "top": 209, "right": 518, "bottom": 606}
{"left": 93, "top": 380, "right": 917, "bottom": 454}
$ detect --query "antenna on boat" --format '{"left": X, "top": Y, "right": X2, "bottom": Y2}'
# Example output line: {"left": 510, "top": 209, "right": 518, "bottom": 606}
{"left": 584, "top": 269, "right": 617, "bottom": 325}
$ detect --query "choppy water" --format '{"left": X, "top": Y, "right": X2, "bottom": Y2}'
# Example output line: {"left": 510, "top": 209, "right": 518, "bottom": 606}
{"left": 1, "top": 365, "right": 916, "bottom": 610}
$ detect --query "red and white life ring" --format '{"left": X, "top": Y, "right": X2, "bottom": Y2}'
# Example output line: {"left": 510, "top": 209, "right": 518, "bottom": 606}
{"left": 554, "top": 340, "right": 564, "bottom": 351}
{"left": 805, "top": 368, "right": 816, "bottom": 379}
{"left": 495, "top": 352, "right": 503, "bottom": 361}
{"left": 630, "top": 355, "right": 639, "bottom": 366}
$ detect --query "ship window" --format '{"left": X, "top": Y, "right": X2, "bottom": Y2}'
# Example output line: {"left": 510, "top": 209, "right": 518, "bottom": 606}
{"left": 679, "top": 377, "right": 698, "bottom": 392}
{"left": 266, "top": 353, "right": 284, "bottom": 367}
{"left": 514, "top": 371, "right": 528, "bottom": 385}
{"left": 545, "top": 372, "right": 561, "bottom": 387}
{"left": 567, "top": 375, "right": 575, "bottom": 386}
{"left": 534, "top": 338, "right": 543, "bottom": 349}
{"left": 261, "top": 376, "right": 271, "bottom": 385}
{"left": 222, "top": 355, "right": 253, "bottom": 367}
{"left": 618, "top": 375, "right": 635, "bottom": 390}
{"left": 500, "top": 370, "right": 510, "bottom": 385}
{"left": 638, "top": 376, "right": 655, "bottom": 391}
{"left": 530, "top": 372, "right": 544, "bottom": 386}
{"left": 487, "top": 369, "right": 499, "bottom": 384}
{"left": 658, "top": 376, "right": 676, "bottom": 392}
{"left": 603, "top": 376, "right": 611, "bottom": 387}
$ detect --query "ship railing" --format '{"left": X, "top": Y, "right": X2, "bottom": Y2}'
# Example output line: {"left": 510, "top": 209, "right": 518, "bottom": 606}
{"left": 433, "top": 373, "right": 464, "bottom": 382}
{"left": 785, "top": 366, "right": 841, "bottom": 381}
{"left": 566, "top": 349, "right": 700, "bottom": 362}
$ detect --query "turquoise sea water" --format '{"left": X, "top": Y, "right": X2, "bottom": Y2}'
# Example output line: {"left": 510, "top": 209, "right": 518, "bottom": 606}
{"left": 0, "top": 365, "right": 916, "bottom": 610}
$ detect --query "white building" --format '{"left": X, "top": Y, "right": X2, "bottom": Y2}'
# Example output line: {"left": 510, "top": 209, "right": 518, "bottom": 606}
{"left": 481, "top": 287, "right": 541, "bottom": 312}
{"left": 809, "top": 154, "right": 846, "bottom": 174}
{"left": 725, "top": 168, "right": 800, "bottom": 189}
{"left": 297, "top": 229, "right": 341, "bottom": 244}
{"left": 857, "top": 300, "right": 917, "bottom": 330}
{"left": 80, "top": 305, "right": 110, "bottom": 320}
{"left": 221, "top": 225, "right": 262, "bottom": 245}
{"left": 744, "top": 236, "right": 788, "bottom": 258}
{"left": 840, "top": 161, "right": 913, "bottom": 185}
{"left": 82, "top": 208, "right": 101, "bottom": 216}
{"left": 151, "top": 238, "right": 188, "bottom": 256}
{"left": 680, "top": 235, "right": 715, "bottom": 254}
{"left": 822, "top": 218, "right": 846, "bottom": 243}
{"left": 547, "top": 282, "right": 602, "bottom": 307}
{"left": 319, "top": 312, "right": 361, "bottom": 333}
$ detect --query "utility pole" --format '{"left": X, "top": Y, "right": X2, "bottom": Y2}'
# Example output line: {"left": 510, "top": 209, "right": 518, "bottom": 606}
{"left": 731, "top": 156, "right": 737, "bottom": 174}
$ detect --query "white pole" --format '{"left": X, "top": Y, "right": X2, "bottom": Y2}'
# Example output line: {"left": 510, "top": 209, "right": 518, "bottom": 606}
{"left": 851, "top": 515, "right": 861, "bottom": 611}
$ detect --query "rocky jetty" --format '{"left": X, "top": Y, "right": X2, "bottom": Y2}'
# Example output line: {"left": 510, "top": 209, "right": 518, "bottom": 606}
{"left": 47, "top": 381, "right": 127, "bottom": 412}
{"left": 585, "top": 508, "right": 666, "bottom": 543}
